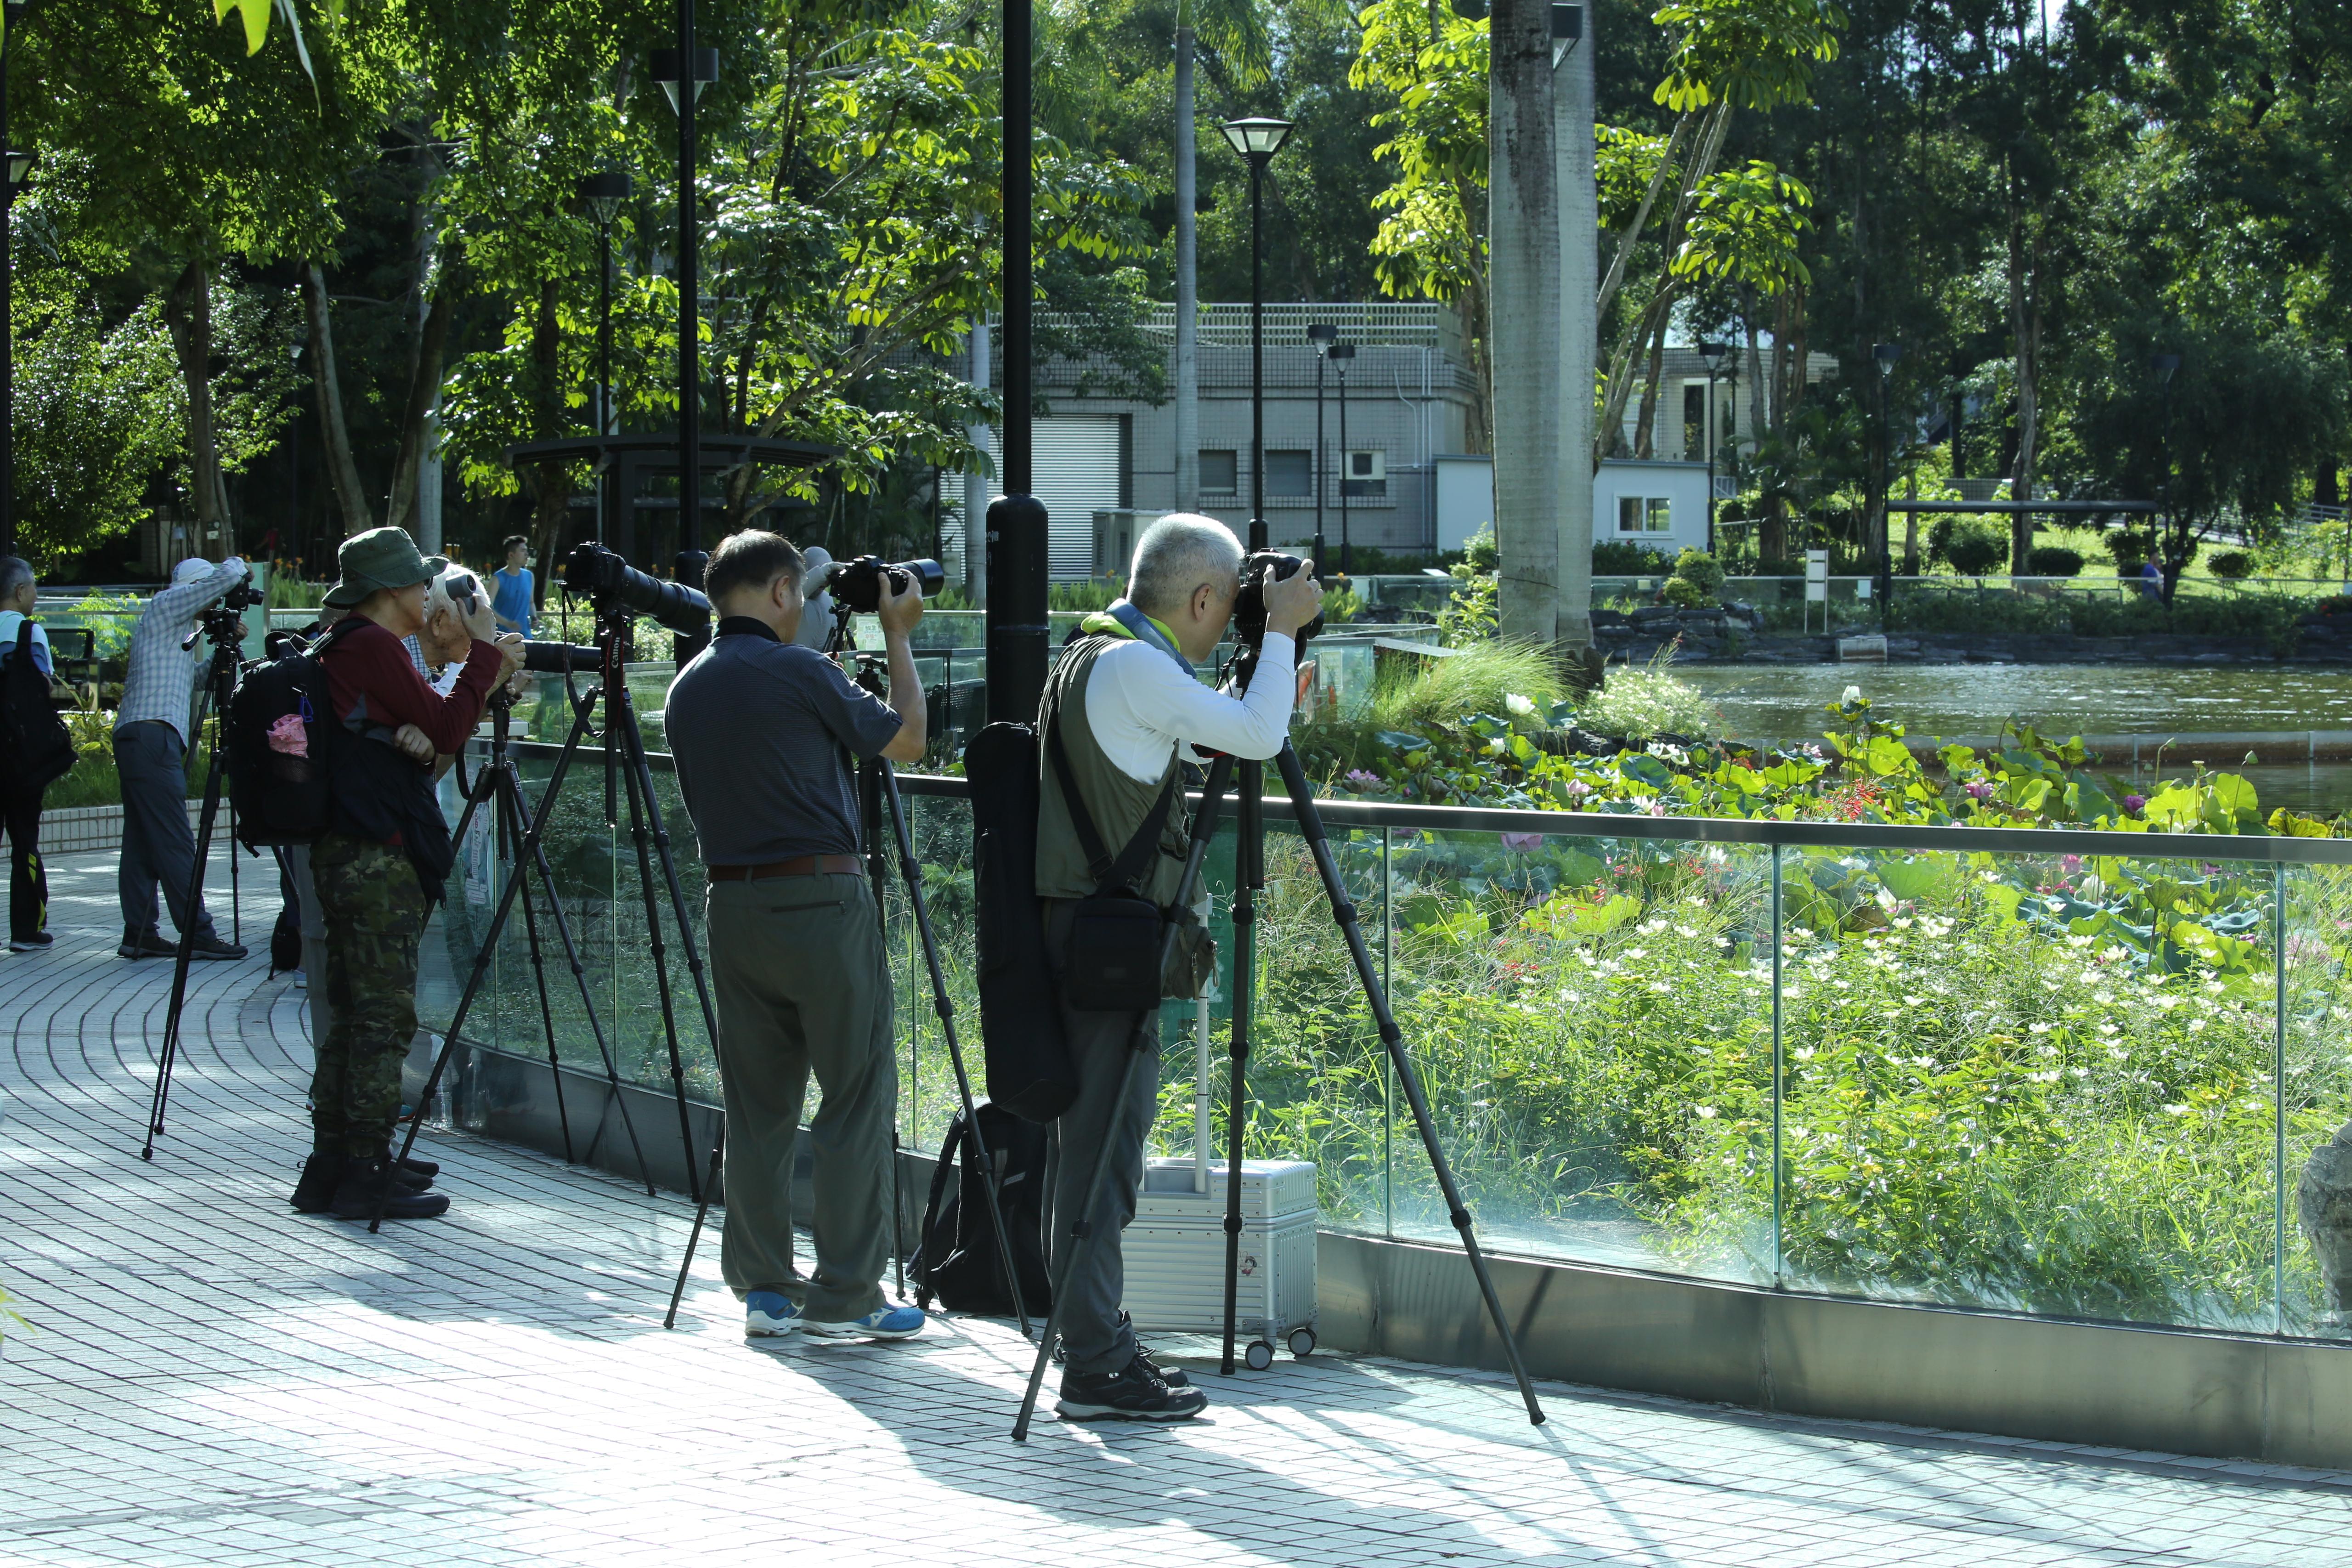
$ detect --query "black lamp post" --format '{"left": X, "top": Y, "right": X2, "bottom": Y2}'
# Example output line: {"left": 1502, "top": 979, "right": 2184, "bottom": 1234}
{"left": 2152, "top": 350, "right": 2181, "bottom": 594}
{"left": 1329, "top": 341, "right": 1355, "bottom": 574}
{"left": 578, "top": 169, "right": 630, "bottom": 547}
{"left": 0, "top": 1, "right": 30, "bottom": 561}
{"left": 654, "top": 35, "right": 718, "bottom": 610}
{"left": 1308, "top": 321, "right": 1335, "bottom": 566}
{"left": 1698, "top": 340, "right": 1727, "bottom": 555}
{"left": 1220, "top": 114, "right": 1294, "bottom": 551}
{"left": 1872, "top": 341, "right": 1902, "bottom": 627}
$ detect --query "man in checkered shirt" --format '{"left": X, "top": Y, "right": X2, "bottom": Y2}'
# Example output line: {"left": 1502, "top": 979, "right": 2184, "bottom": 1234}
{"left": 110, "top": 556, "right": 251, "bottom": 961}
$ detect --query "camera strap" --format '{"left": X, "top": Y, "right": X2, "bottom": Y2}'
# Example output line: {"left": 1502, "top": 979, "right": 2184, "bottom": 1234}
{"left": 1045, "top": 708, "right": 1177, "bottom": 894}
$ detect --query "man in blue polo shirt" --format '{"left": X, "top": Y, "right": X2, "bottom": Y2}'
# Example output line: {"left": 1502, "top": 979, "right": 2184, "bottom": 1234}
{"left": 665, "top": 529, "right": 929, "bottom": 1344}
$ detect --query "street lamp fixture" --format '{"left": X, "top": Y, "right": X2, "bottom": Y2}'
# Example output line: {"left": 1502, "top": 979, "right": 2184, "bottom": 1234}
{"left": 4, "top": 150, "right": 31, "bottom": 193}
{"left": 651, "top": 48, "right": 720, "bottom": 115}
{"left": 1221, "top": 114, "right": 1295, "bottom": 551}
{"left": 2151, "top": 351, "right": 2181, "bottom": 385}
{"left": 1329, "top": 342, "right": 1356, "bottom": 575}
{"left": 1872, "top": 343, "right": 1902, "bottom": 625}
{"left": 1309, "top": 323, "right": 1337, "bottom": 566}
{"left": 1697, "top": 341, "right": 1728, "bottom": 553}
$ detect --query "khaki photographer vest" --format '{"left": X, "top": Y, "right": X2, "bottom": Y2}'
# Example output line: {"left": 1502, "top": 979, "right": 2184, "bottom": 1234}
{"left": 1034, "top": 635, "right": 1189, "bottom": 908}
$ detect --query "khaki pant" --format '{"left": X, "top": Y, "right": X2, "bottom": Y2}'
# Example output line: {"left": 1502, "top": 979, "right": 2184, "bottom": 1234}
{"left": 706, "top": 872, "right": 896, "bottom": 1322}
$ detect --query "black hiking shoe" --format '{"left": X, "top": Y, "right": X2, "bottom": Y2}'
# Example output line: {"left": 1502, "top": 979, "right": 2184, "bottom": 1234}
{"left": 327, "top": 1157, "right": 451, "bottom": 1221}
{"left": 118, "top": 928, "right": 176, "bottom": 959}
{"left": 1113, "top": 1313, "right": 1189, "bottom": 1388}
{"left": 187, "top": 931, "right": 248, "bottom": 962}
{"left": 397, "top": 1155, "right": 440, "bottom": 1179}
{"left": 294, "top": 1154, "right": 432, "bottom": 1213}
{"left": 1056, "top": 1354, "right": 1210, "bottom": 1422}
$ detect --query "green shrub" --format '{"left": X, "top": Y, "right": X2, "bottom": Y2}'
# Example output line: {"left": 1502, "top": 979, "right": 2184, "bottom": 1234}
{"left": 1660, "top": 575, "right": 1711, "bottom": 608}
{"left": 1934, "top": 517, "right": 2009, "bottom": 575}
{"left": 2026, "top": 546, "right": 2084, "bottom": 577}
{"left": 1670, "top": 548, "right": 1726, "bottom": 593}
{"left": 1371, "top": 641, "right": 1570, "bottom": 730}
{"left": 1576, "top": 648, "right": 1719, "bottom": 740}
{"left": 1592, "top": 540, "right": 1672, "bottom": 575}
{"left": 2105, "top": 530, "right": 2152, "bottom": 571}
{"left": 2208, "top": 550, "right": 2254, "bottom": 580}
{"left": 1463, "top": 524, "right": 1499, "bottom": 574}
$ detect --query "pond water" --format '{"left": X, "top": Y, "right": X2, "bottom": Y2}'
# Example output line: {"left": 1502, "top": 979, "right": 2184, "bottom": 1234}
{"left": 1679, "top": 664, "right": 2352, "bottom": 814}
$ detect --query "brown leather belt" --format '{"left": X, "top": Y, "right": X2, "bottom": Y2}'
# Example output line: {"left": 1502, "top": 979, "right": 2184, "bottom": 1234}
{"left": 708, "top": 855, "right": 863, "bottom": 882}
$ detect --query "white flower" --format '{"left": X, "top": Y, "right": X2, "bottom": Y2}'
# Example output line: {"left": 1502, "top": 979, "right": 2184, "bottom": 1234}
{"left": 2029, "top": 1022, "right": 2052, "bottom": 1034}
{"left": 1694, "top": 1106, "right": 1719, "bottom": 1119}
{"left": 2164, "top": 1103, "right": 2191, "bottom": 1116}
{"left": 1842, "top": 684, "right": 1862, "bottom": 703}
{"left": 1504, "top": 692, "right": 1537, "bottom": 718}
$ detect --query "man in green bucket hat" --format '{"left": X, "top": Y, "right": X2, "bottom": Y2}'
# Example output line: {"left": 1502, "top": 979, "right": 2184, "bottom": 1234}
{"left": 290, "top": 526, "right": 521, "bottom": 1223}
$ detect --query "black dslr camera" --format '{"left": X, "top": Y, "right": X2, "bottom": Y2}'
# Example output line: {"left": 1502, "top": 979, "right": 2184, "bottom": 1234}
{"left": 565, "top": 540, "right": 712, "bottom": 635}
{"left": 825, "top": 555, "right": 945, "bottom": 613}
{"left": 1233, "top": 551, "right": 1324, "bottom": 651}
{"left": 217, "top": 570, "right": 265, "bottom": 613}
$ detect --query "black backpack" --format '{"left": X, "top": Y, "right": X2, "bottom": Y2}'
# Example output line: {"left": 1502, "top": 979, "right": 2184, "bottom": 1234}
{"left": 0, "top": 620, "right": 74, "bottom": 794}
{"left": 908, "top": 1103, "right": 1052, "bottom": 1317}
{"left": 227, "top": 622, "right": 351, "bottom": 849}
{"left": 966, "top": 721, "right": 1078, "bottom": 1120}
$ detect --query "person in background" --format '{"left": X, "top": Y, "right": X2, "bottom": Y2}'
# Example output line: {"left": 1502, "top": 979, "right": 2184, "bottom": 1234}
{"left": 113, "top": 555, "right": 251, "bottom": 962}
{"left": 492, "top": 535, "right": 536, "bottom": 639}
{"left": 2138, "top": 557, "right": 2163, "bottom": 600}
{"left": 0, "top": 556, "right": 62, "bottom": 952}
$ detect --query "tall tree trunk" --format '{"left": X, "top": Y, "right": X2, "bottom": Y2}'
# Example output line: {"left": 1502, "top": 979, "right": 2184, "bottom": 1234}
{"left": 1487, "top": 0, "right": 1560, "bottom": 646}
{"left": 163, "top": 261, "right": 231, "bottom": 560}
{"left": 2006, "top": 181, "right": 2044, "bottom": 575}
{"left": 1172, "top": 24, "right": 1199, "bottom": 514}
{"left": 385, "top": 284, "right": 455, "bottom": 538}
{"left": 1555, "top": 11, "right": 1597, "bottom": 648}
{"left": 1631, "top": 316, "right": 1668, "bottom": 459}
{"left": 302, "top": 264, "right": 375, "bottom": 541}
{"left": 1742, "top": 288, "right": 1767, "bottom": 448}
{"left": 528, "top": 277, "right": 570, "bottom": 571}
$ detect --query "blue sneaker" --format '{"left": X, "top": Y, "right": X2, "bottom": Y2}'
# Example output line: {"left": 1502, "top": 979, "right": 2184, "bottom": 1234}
{"left": 803, "top": 1304, "right": 927, "bottom": 1340}
{"left": 745, "top": 1291, "right": 805, "bottom": 1338}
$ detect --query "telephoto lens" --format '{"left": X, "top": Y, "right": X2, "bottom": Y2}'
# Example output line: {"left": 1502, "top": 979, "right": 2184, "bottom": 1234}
{"left": 565, "top": 541, "right": 712, "bottom": 634}
{"left": 825, "top": 555, "right": 946, "bottom": 614}
{"left": 522, "top": 641, "right": 604, "bottom": 674}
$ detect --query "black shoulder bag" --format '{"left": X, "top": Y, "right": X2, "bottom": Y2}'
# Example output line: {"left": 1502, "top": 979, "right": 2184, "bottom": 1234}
{"left": 1046, "top": 714, "right": 1182, "bottom": 1014}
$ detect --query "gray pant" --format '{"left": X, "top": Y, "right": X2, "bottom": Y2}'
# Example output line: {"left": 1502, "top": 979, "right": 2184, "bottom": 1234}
{"left": 706, "top": 872, "right": 896, "bottom": 1322}
{"left": 113, "top": 721, "right": 215, "bottom": 940}
{"left": 1044, "top": 899, "right": 1162, "bottom": 1377}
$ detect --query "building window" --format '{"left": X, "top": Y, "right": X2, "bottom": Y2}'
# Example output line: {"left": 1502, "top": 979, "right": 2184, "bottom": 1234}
{"left": 1617, "top": 496, "right": 1671, "bottom": 534}
{"left": 1683, "top": 384, "right": 1707, "bottom": 461}
{"left": 1265, "top": 449, "right": 1312, "bottom": 498}
{"left": 1200, "top": 450, "right": 1238, "bottom": 494}
{"left": 1342, "top": 449, "right": 1386, "bottom": 499}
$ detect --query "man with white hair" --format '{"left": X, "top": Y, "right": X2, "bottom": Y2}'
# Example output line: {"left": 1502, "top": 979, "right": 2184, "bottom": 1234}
{"left": 112, "top": 555, "right": 254, "bottom": 961}
{"left": 1034, "top": 512, "right": 1320, "bottom": 1421}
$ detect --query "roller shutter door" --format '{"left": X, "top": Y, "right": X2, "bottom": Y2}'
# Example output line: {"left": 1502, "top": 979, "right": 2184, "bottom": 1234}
{"left": 988, "top": 417, "right": 1127, "bottom": 579}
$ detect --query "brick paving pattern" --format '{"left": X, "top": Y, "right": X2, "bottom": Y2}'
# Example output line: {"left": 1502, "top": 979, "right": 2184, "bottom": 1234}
{"left": 6, "top": 849, "right": 2352, "bottom": 1566}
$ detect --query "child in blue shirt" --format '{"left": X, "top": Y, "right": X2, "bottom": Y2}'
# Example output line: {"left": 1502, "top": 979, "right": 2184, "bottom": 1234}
{"left": 492, "top": 535, "right": 535, "bottom": 637}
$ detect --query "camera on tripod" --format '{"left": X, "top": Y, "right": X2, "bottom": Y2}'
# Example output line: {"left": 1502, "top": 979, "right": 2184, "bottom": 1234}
{"left": 821, "top": 555, "right": 945, "bottom": 613}
{"left": 185, "top": 570, "right": 260, "bottom": 652}
{"left": 565, "top": 540, "right": 712, "bottom": 634}
{"left": 1233, "top": 551, "right": 1324, "bottom": 652}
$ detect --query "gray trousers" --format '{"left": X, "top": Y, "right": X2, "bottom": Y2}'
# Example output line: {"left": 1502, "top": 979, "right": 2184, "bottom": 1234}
{"left": 1044, "top": 899, "right": 1163, "bottom": 1377}
{"left": 706, "top": 873, "right": 896, "bottom": 1322}
{"left": 113, "top": 721, "right": 215, "bottom": 940}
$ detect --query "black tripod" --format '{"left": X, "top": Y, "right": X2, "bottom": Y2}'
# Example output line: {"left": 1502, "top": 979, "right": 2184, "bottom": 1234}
{"left": 376, "top": 609, "right": 718, "bottom": 1231}
{"left": 663, "top": 620, "right": 1033, "bottom": 1338}
{"left": 141, "top": 607, "right": 249, "bottom": 1159}
{"left": 1011, "top": 693, "right": 1546, "bottom": 1439}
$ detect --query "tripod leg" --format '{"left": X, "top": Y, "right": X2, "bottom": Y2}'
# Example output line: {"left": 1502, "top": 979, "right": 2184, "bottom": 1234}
{"left": 503, "top": 773, "right": 575, "bottom": 1164}
{"left": 1012, "top": 756, "right": 1233, "bottom": 1440}
{"left": 1272, "top": 743, "right": 1545, "bottom": 1426}
{"left": 878, "top": 763, "right": 1030, "bottom": 1337}
{"left": 861, "top": 763, "right": 905, "bottom": 1298}
{"left": 612, "top": 713, "right": 703, "bottom": 1203}
{"left": 379, "top": 708, "right": 653, "bottom": 1227}
{"left": 1221, "top": 761, "right": 1265, "bottom": 1373}
{"left": 664, "top": 1124, "right": 728, "bottom": 1330}
{"left": 142, "top": 654, "right": 233, "bottom": 1158}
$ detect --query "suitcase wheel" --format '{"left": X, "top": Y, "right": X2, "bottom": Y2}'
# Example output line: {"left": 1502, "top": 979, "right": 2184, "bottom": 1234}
{"left": 1288, "top": 1327, "right": 1316, "bottom": 1359}
{"left": 1244, "top": 1339, "right": 1275, "bottom": 1372}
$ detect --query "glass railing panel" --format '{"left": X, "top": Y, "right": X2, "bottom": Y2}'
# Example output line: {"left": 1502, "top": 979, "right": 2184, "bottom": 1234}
{"left": 1775, "top": 842, "right": 2279, "bottom": 1332}
{"left": 2284, "top": 860, "right": 2352, "bottom": 1340}
{"left": 892, "top": 789, "right": 982, "bottom": 1156}
{"left": 1377, "top": 826, "right": 1774, "bottom": 1282}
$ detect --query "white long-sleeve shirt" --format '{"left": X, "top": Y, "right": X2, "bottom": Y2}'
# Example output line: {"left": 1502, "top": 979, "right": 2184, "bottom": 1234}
{"left": 115, "top": 557, "right": 249, "bottom": 744}
{"left": 1083, "top": 632, "right": 1296, "bottom": 784}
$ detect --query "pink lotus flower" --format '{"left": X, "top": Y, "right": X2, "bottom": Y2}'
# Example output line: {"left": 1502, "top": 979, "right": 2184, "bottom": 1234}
{"left": 1964, "top": 781, "right": 1995, "bottom": 800}
{"left": 1500, "top": 832, "right": 1544, "bottom": 852}
{"left": 1343, "top": 769, "right": 1381, "bottom": 790}
{"left": 2124, "top": 794, "right": 2147, "bottom": 813}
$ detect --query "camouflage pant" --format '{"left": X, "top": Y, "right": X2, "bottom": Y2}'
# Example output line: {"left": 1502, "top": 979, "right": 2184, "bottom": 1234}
{"left": 310, "top": 832, "right": 427, "bottom": 1158}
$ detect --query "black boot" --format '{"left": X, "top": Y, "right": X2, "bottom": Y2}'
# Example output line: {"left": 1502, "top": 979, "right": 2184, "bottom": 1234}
{"left": 327, "top": 1156, "right": 451, "bottom": 1221}
{"left": 290, "top": 1154, "right": 340, "bottom": 1213}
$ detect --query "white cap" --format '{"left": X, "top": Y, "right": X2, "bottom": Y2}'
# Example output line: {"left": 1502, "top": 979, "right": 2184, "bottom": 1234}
{"left": 172, "top": 558, "right": 213, "bottom": 585}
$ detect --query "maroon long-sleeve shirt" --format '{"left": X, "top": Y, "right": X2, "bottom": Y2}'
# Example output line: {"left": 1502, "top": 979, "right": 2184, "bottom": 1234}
{"left": 320, "top": 619, "right": 502, "bottom": 753}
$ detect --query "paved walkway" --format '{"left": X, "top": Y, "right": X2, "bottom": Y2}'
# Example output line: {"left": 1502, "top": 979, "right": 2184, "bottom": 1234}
{"left": 7, "top": 850, "right": 2352, "bottom": 1567}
